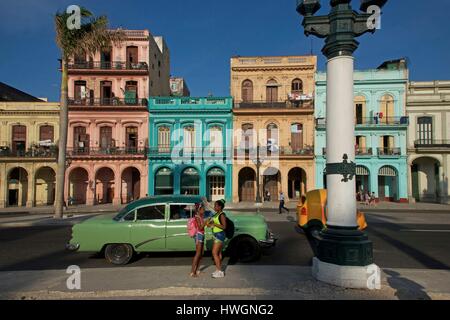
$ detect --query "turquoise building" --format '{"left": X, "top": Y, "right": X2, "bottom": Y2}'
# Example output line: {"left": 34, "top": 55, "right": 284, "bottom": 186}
{"left": 148, "top": 97, "right": 233, "bottom": 202}
{"left": 314, "top": 60, "right": 409, "bottom": 202}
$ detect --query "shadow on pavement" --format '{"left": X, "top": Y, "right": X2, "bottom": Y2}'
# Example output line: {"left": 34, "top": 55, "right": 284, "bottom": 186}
{"left": 384, "top": 269, "right": 431, "bottom": 300}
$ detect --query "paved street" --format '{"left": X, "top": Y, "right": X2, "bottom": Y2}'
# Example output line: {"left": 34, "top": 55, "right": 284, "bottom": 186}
{"left": 0, "top": 210, "right": 449, "bottom": 271}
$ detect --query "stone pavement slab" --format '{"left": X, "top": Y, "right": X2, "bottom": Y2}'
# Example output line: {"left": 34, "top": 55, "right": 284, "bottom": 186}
{"left": 0, "top": 265, "right": 448, "bottom": 300}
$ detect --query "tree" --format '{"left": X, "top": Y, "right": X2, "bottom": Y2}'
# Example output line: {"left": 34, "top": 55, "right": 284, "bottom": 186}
{"left": 54, "top": 8, "right": 124, "bottom": 219}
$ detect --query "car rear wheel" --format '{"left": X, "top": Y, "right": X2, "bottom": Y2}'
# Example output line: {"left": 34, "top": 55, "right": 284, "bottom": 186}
{"left": 104, "top": 244, "right": 134, "bottom": 265}
{"left": 234, "top": 236, "right": 261, "bottom": 263}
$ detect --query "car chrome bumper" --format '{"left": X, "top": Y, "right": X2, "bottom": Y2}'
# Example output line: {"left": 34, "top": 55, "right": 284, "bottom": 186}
{"left": 65, "top": 242, "right": 80, "bottom": 251}
{"left": 259, "top": 232, "right": 277, "bottom": 248}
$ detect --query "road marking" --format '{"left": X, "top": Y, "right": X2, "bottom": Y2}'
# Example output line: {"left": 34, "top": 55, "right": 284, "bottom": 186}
{"left": 400, "top": 229, "right": 450, "bottom": 233}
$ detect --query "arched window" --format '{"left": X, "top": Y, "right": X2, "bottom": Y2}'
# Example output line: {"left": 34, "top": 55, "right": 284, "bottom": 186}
{"left": 39, "top": 125, "right": 54, "bottom": 143}
{"left": 209, "top": 126, "right": 223, "bottom": 154}
{"left": 155, "top": 167, "right": 173, "bottom": 195}
{"left": 379, "top": 95, "right": 394, "bottom": 124}
{"left": 183, "top": 125, "right": 196, "bottom": 154}
{"left": 291, "top": 123, "right": 303, "bottom": 153}
{"left": 158, "top": 126, "right": 171, "bottom": 153}
{"left": 242, "top": 80, "right": 253, "bottom": 103}
{"left": 181, "top": 168, "right": 200, "bottom": 195}
{"left": 266, "top": 123, "right": 279, "bottom": 153}
{"left": 291, "top": 79, "right": 303, "bottom": 93}
{"left": 125, "top": 81, "right": 138, "bottom": 105}
{"left": 266, "top": 79, "right": 278, "bottom": 103}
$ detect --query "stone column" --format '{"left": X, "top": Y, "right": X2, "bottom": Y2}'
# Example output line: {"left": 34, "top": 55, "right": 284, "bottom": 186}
{"left": 27, "top": 167, "right": 35, "bottom": 208}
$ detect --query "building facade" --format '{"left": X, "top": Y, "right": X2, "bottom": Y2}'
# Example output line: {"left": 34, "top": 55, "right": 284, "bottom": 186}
{"left": 314, "top": 61, "right": 409, "bottom": 202}
{"left": 148, "top": 97, "right": 233, "bottom": 202}
{"left": 65, "top": 29, "right": 170, "bottom": 206}
{"left": 230, "top": 55, "right": 317, "bottom": 203}
{"left": 0, "top": 100, "right": 59, "bottom": 208}
{"left": 170, "top": 77, "right": 190, "bottom": 97}
{"left": 407, "top": 80, "right": 450, "bottom": 204}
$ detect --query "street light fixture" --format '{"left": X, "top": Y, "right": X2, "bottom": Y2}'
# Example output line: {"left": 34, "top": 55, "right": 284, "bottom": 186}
{"left": 297, "top": 0, "right": 388, "bottom": 289}
{"left": 252, "top": 144, "right": 264, "bottom": 204}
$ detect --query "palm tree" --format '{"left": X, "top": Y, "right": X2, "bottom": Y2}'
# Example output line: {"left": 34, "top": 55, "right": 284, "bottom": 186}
{"left": 54, "top": 8, "right": 124, "bottom": 219}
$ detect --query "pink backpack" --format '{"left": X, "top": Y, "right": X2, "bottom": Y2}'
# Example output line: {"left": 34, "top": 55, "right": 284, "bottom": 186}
{"left": 187, "top": 218, "right": 198, "bottom": 238}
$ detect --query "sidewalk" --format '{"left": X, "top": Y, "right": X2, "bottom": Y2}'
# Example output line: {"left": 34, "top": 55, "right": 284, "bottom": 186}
{"left": 0, "top": 265, "right": 448, "bottom": 300}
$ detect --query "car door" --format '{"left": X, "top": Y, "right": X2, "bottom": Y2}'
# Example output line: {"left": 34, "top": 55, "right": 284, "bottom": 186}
{"left": 130, "top": 203, "right": 167, "bottom": 252}
{"left": 165, "top": 203, "right": 196, "bottom": 251}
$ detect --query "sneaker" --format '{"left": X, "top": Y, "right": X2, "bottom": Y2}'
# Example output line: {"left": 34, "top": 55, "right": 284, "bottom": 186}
{"left": 212, "top": 270, "right": 225, "bottom": 278}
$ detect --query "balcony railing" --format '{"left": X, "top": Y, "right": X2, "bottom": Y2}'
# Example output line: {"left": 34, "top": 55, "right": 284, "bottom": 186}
{"left": 68, "top": 97, "right": 148, "bottom": 107}
{"left": 148, "top": 147, "right": 230, "bottom": 160}
{"left": 414, "top": 140, "right": 450, "bottom": 148}
{"left": 67, "top": 147, "right": 147, "bottom": 157}
{"left": 0, "top": 146, "right": 58, "bottom": 158}
{"left": 378, "top": 147, "right": 402, "bottom": 156}
{"left": 235, "top": 146, "right": 314, "bottom": 157}
{"left": 234, "top": 99, "right": 313, "bottom": 109}
{"left": 322, "top": 147, "right": 373, "bottom": 156}
{"left": 68, "top": 61, "right": 148, "bottom": 71}
{"left": 316, "top": 116, "right": 409, "bottom": 127}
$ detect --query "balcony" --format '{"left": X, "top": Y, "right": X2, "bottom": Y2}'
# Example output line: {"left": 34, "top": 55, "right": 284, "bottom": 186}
{"left": 68, "top": 97, "right": 148, "bottom": 108}
{"left": 0, "top": 145, "right": 58, "bottom": 159}
{"left": 67, "top": 61, "right": 148, "bottom": 74}
{"left": 148, "top": 147, "right": 230, "bottom": 161}
{"left": 234, "top": 99, "right": 313, "bottom": 110}
{"left": 234, "top": 146, "right": 314, "bottom": 159}
{"left": 316, "top": 116, "right": 409, "bottom": 128}
{"left": 149, "top": 97, "right": 233, "bottom": 111}
{"left": 322, "top": 148, "right": 373, "bottom": 157}
{"left": 378, "top": 147, "right": 402, "bottom": 157}
{"left": 414, "top": 140, "right": 450, "bottom": 149}
{"left": 67, "top": 147, "right": 147, "bottom": 158}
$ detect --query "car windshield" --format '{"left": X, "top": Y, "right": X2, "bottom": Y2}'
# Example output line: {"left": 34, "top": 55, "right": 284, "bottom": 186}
{"left": 113, "top": 205, "right": 131, "bottom": 221}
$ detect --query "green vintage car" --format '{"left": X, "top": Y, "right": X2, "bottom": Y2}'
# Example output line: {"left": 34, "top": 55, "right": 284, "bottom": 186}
{"left": 66, "top": 195, "right": 277, "bottom": 265}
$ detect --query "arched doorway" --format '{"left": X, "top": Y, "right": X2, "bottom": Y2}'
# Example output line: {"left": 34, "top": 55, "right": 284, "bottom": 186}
{"left": 121, "top": 167, "right": 141, "bottom": 204}
{"left": 8, "top": 167, "right": 28, "bottom": 206}
{"left": 242, "top": 80, "right": 253, "bottom": 103}
{"left": 207, "top": 168, "right": 225, "bottom": 202}
{"left": 35, "top": 167, "right": 56, "bottom": 206}
{"left": 356, "top": 165, "right": 370, "bottom": 194}
{"left": 181, "top": 167, "right": 200, "bottom": 195}
{"left": 378, "top": 166, "right": 398, "bottom": 202}
{"left": 95, "top": 167, "right": 115, "bottom": 204}
{"left": 288, "top": 167, "right": 307, "bottom": 200}
{"left": 238, "top": 167, "right": 256, "bottom": 202}
{"left": 263, "top": 167, "right": 280, "bottom": 201}
{"left": 69, "top": 168, "right": 89, "bottom": 205}
{"left": 155, "top": 167, "right": 173, "bottom": 195}
{"left": 412, "top": 157, "right": 440, "bottom": 203}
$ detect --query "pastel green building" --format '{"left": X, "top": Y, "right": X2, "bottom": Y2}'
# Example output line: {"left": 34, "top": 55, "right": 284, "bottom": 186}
{"left": 314, "top": 60, "right": 410, "bottom": 202}
{"left": 148, "top": 97, "right": 233, "bottom": 202}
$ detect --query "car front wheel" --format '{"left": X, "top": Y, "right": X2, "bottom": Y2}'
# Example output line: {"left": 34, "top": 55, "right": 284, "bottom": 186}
{"left": 104, "top": 244, "right": 134, "bottom": 265}
{"left": 234, "top": 236, "right": 261, "bottom": 263}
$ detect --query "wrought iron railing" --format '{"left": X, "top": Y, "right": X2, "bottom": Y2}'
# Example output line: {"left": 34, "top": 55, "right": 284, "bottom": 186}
{"left": 377, "top": 147, "right": 402, "bottom": 156}
{"left": 67, "top": 147, "right": 147, "bottom": 157}
{"left": 317, "top": 116, "right": 409, "bottom": 127}
{"left": 68, "top": 61, "right": 148, "bottom": 71}
{"left": 0, "top": 146, "right": 58, "bottom": 158}
{"left": 68, "top": 97, "right": 148, "bottom": 107}
{"left": 414, "top": 140, "right": 450, "bottom": 148}
{"left": 234, "top": 99, "right": 313, "bottom": 109}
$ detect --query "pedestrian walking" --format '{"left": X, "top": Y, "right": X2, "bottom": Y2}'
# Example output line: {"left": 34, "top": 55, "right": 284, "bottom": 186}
{"left": 190, "top": 202, "right": 207, "bottom": 277}
{"left": 279, "top": 192, "right": 289, "bottom": 214}
{"left": 208, "top": 199, "right": 227, "bottom": 278}
{"left": 364, "top": 191, "right": 370, "bottom": 206}
{"left": 370, "top": 192, "right": 377, "bottom": 206}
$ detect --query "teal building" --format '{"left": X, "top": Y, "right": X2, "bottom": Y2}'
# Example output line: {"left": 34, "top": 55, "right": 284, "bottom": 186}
{"left": 148, "top": 97, "right": 233, "bottom": 202}
{"left": 314, "top": 60, "right": 410, "bottom": 202}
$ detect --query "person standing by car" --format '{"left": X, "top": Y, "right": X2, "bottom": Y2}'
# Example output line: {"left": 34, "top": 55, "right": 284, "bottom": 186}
{"left": 279, "top": 191, "right": 289, "bottom": 214}
{"left": 208, "top": 199, "right": 227, "bottom": 278}
{"left": 190, "top": 202, "right": 207, "bottom": 278}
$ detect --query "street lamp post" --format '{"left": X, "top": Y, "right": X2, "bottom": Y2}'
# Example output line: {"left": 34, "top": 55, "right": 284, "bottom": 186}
{"left": 297, "top": 0, "right": 387, "bottom": 289}
{"left": 253, "top": 144, "right": 264, "bottom": 204}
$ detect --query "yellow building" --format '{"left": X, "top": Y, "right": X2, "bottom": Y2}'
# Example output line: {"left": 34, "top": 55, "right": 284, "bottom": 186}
{"left": 230, "top": 55, "right": 317, "bottom": 203}
{"left": 0, "top": 100, "right": 60, "bottom": 208}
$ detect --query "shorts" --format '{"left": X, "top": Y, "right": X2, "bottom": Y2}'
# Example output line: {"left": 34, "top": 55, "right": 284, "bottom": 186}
{"left": 194, "top": 232, "right": 205, "bottom": 244}
{"left": 213, "top": 231, "right": 226, "bottom": 243}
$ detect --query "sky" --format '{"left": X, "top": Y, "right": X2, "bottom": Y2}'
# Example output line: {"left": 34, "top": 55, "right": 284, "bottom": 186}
{"left": 0, "top": 0, "right": 449, "bottom": 102}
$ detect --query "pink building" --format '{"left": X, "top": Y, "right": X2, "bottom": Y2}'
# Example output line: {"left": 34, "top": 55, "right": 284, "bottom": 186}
{"left": 65, "top": 29, "right": 170, "bottom": 205}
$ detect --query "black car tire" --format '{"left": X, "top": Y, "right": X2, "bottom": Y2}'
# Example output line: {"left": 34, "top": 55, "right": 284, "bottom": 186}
{"left": 234, "top": 236, "right": 261, "bottom": 263}
{"left": 104, "top": 244, "right": 134, "bottom": 265}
